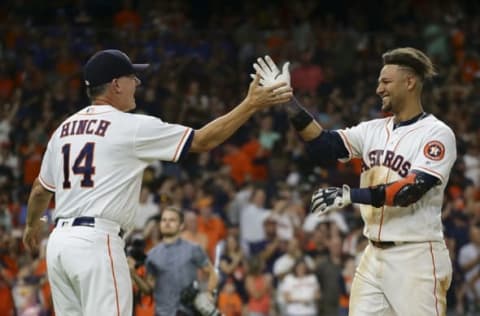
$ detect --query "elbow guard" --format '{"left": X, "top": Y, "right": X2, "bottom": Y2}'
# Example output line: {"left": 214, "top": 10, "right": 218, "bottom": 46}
{"left": 369, "top": 171, "right": 439, "bottom": 207}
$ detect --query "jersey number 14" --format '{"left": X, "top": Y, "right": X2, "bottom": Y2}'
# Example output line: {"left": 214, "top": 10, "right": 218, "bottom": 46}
{"left": 62, "top": 142, "right": 95, "bottom": 189}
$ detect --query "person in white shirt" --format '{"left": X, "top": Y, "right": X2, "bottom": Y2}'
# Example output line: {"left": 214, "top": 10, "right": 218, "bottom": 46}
{"left": 22, "top": 49, "right": 292, "bottom": 316}
{"left": 280, "top": 259, "right": 321, "bottom": 316}
{"left": 133, "top": 185, "right": 158, "bottom": 231}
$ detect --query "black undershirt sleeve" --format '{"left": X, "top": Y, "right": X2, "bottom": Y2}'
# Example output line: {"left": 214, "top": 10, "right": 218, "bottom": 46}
{"left": 304, "top": 131, "right": 349, "bottom": 166}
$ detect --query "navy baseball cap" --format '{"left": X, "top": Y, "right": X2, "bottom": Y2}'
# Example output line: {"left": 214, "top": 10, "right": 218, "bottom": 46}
{"left": 83, "top": 49, "right": 149, "bottom": 87}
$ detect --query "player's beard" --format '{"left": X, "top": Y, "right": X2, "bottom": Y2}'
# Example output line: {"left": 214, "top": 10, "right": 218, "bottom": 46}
{"left": 381, "top": 97, "right": 393, "bottom": 112}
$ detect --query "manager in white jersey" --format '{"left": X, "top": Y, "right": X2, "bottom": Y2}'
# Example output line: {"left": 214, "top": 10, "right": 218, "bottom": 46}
{"left": 254, "top": 48, "right": 456, "bottom": 315}
{"left": 22, "top": 49, "right": 292, "bottom": 316}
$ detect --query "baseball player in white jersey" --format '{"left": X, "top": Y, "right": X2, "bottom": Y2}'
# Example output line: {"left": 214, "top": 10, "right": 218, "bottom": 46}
{"left": 254, "top": 48, "right": 456, "bottom": 315}
{"left": 22, "top": 49, "right": 292, "bottom": 316}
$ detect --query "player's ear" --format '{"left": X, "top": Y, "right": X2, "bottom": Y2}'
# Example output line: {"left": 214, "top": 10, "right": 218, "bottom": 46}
{"left": 111, "top": 78, "right": 122, "bottom": 93}
{"left": 405, "top": 74, "right": 418, "bottom": 92}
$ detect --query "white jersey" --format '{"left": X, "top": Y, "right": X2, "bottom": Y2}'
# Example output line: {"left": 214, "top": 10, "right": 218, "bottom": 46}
{"left": 38, "top": 105, "right": 193, "bottom": 230}
{"left": 337, "top": 114, "right": 456, "bottom": 242}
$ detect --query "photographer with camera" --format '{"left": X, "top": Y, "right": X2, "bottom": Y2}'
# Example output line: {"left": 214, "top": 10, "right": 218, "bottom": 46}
{"left": 128, "top": 206, "right": 219, "bottom": 316}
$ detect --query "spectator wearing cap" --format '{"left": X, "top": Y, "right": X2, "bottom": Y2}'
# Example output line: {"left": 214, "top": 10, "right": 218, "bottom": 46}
{"left": 196, "top": 196, "right": 227, "bottom": 261}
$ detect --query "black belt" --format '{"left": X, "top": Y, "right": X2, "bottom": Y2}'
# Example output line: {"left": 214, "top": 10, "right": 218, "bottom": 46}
{"left": 55, "top": 217, "right": 125, "bottom": 238}
{"left": 369, "top": 240, "right": 399, "bottom": 249}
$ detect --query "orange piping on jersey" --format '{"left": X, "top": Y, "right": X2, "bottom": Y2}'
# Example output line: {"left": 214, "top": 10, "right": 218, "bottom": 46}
{"left": 377, "top": 119, "right": 392, "bottom": 240}
{"left": 377, "top": 123, "right": 424, "bottom": 240}
{"left": 384, "top": 117, "right": 392, "bottom": 141}
{"left": 172, "top": 128, "right": 192, "bottom": 161}
{"left": 38, "top": 175, "right": 56, "bottom": 191}
{"left": 338, "top": 130, "right": 354, "bottom": 158}
{"left": 429, "top": 242, "right": 440, "bottom": 316}
{"left": 384, "top": 173, "right": 416, "bottom": 205}
{"left": 107, "top": 235, "right": 121, "bottom": 316}
{"left": 414, "top": 166, "right": 445, "bottom": 183}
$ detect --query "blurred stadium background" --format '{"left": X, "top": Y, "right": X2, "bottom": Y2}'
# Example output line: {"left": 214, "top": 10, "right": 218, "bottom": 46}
{"left": 1, "top": 0, "right": 480, "bottom": 315}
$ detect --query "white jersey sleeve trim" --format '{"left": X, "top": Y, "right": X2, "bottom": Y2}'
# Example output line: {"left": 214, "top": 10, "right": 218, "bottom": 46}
{"left": 38, "top": 175, "right": 55, "bottom": 192}
{"left": 172, "top": 128, "right": 194, "bottom": 162}
{"left": 337, "top": 130, "right": 353, "bottom": 162}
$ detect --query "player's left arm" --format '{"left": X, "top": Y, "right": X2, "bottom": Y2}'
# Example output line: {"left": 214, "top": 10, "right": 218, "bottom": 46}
{"left": 364, "top": 170, "right": 440, "bottom": 207}
{"left": 311, "top": 125, "right": 456, "bottom": 215}
{"left": 311, "top": 171, "right": 440, "bottom": 214}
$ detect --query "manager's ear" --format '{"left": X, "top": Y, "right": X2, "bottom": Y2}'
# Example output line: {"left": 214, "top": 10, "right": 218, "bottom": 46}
{"left": 111, "top": 78, "right": 122, "bottom": 94}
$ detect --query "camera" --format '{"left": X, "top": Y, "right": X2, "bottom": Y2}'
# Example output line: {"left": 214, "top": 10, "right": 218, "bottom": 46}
{"left": 125, "top": 235, "right": 146, "bottom": 268}
{"left": 180, "top": 281, "right": 221, "bottom": 316}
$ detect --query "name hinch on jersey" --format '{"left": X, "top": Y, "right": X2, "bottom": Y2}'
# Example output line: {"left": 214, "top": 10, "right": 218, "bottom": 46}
{"left": 362, "top": 149, "right": 411, "bottom": 177}
{"left": 60, "top": 119, "right": 111, "bottom": 138}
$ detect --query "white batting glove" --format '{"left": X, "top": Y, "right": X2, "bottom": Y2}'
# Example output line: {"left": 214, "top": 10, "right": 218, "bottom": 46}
{"left": 310, "top": 184, "right": 352, "bottom": 215}
{"left": 250, "top": 55, "right": 291, "bottom": 87}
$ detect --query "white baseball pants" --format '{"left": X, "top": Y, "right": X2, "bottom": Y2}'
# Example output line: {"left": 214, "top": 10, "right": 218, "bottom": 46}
{"left": 349, "top": 241, "right": 452, "bottom": 316}
{"left": 46, "top": 218, "right": 132, "bottom": 316}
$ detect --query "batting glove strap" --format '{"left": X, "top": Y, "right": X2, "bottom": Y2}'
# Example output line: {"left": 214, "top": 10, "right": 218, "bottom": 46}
{"left": 310, "top": 184, "right": 352, "bottom": 215}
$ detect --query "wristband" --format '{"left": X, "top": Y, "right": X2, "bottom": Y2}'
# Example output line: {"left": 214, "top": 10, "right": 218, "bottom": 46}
{"left": 284, "top": 96, "right": 305, "bottom": 116}
{"left": 290, "top": 110, "right": 313, "bottom": 131}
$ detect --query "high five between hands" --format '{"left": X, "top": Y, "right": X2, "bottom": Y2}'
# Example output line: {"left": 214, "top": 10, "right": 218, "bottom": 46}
{"left": 253, "top": 55, "right": 351, "bottom": 216}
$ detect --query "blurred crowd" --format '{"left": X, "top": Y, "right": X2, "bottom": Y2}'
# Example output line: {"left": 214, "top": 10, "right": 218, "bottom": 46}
{"left": 1, "top": 0, "right": 480, "bottom": 315}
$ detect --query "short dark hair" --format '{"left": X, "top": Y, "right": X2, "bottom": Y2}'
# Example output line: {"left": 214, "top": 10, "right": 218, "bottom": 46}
{"left": 160, "top": 205, "right": 185, "bottom": 224}
{"left": 382, "top": 47, "right": 436, "bottom": 81}
{"left": 86, "top": 83, "right": 109, "bottom": 101}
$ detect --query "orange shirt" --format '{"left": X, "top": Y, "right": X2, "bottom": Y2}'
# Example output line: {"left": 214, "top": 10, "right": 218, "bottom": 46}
{"left": 56, "top": 59, "right": 80, "bottom": 77}
{"left": 114, "top": 10, "right": 142, "bottom": 31}
{"left": 291, "top": 65, "right": 324, "bottom": 94}
{"left": 0, "top": 78, "right": 14, "bottom": 99}
{"left": 218, "top": 291, "right": 242, "bottom": 316}
{"left": 222, "top": 150, "right": 253, "bottom": 186}
{"left": 197, "top": 216, "right": 226, "bottom": 260}
{"left": 0, "top": 268, "right": 14, "bottom": 316}
{"left": 133, "top": 265, "right": 155, "bottom": 316}
{"left": 242, "top": 140, "right": 268, "bottom": 181}
{"left": 246, "top": 275, "right": 271, "bottom": 314}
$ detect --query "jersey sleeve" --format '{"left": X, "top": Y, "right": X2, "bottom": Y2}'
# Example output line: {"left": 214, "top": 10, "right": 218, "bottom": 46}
{"left": 336, "top": 121, "right": 370, "bottom": 161}
{"left": 38, "top": 137, "right": 56, "bottom": 192}
{"left": 133, "top": 115, "right": 193, "bottom": 163}
{"left": 410, "top": 124, "right": 456, "bottom": 184}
